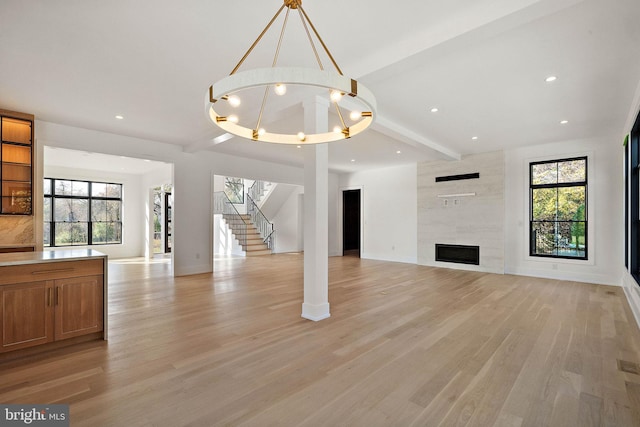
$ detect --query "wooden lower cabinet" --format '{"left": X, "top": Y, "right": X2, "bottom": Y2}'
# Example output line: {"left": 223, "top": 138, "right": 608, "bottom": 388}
{"left": 0, "top": 281, "right": 54, "bottom": 352}
{"left": 55, "top": 275, "right": 103, "bottom": 341}
{"left": 0, "top": 258, "right": 105, "bottom": 354}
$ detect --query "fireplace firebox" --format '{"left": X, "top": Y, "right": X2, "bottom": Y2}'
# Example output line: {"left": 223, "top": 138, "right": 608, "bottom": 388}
{"left": 435, "top": 244, "right": 480, "bottom": 265}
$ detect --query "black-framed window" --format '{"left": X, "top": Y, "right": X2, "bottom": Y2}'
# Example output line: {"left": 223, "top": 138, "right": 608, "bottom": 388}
{"left": 224, "top": 177, "right": 244, "bottom": 204}
{"left": 530, "top": 157, "right": 587, "bottom": 259}
{"left": 629, "top": 112, "right": 640, "bottom": 283}
{"left": 44, "top": 178, "right": 122, "bottom": 247}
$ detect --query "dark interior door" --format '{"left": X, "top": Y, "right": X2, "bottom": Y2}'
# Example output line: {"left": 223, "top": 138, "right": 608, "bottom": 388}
{"left": 343, "top": 189, "right": 361, "bottom": 257}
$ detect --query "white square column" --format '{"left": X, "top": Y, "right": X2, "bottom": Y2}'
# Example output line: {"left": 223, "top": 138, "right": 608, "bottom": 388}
{"left": 302, "top": 97, "right": 330, "bottom": 321}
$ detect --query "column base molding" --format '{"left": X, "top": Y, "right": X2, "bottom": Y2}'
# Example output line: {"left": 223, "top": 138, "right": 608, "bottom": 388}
{"left": 301, "top": 302, "right": 330, "bottom": 321}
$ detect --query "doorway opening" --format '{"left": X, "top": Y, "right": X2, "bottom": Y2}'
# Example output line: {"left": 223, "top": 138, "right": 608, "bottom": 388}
{"left": 164, "top": 192, "right": 172, "bottom": 253}
{"left": 153, "top": 185, "right": 172, "bottom": 255}
{"left": 343, "top": 189, "right": 361, "bottom": 257}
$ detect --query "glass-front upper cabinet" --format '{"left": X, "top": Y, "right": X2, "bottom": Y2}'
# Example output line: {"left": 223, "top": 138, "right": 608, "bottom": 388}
{"left": 0, "top": 112, "right": 34, "bottom": 215}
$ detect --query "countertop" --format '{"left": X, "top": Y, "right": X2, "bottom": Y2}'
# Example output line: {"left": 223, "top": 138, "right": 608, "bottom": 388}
{"left": 0, "top": 249, "right": 107, "bottom": 267}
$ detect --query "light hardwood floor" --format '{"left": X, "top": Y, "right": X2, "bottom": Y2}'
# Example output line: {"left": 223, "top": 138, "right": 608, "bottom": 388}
{"left": 2, "top": 254, "right": 640, "bottom": 426}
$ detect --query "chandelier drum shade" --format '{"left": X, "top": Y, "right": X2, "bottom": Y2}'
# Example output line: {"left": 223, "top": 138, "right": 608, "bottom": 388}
{"left": 205, "top": 0, "right": 376, "bottom": 145}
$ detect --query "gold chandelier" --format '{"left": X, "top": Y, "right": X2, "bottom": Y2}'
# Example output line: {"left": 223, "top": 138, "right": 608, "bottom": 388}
{"left": 205, "top": 0, "right": 376, "bottom": 145}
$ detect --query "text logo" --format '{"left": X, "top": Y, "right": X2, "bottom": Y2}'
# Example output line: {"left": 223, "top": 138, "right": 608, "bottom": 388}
{"left": 0, "top": 405, "right": 69, "bottom": 426}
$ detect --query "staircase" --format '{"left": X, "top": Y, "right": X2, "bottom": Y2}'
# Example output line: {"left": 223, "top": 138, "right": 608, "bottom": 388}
{"left": 214, "top": 190, "right": 274, "bottom": 257}
{"left": 223, "top": 213, "right": 271, "bottom": 256}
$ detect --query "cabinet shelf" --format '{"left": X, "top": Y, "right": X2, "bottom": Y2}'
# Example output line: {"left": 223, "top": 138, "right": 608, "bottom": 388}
{"left": 1, "top": 117, "right": 32, "bottom": 145}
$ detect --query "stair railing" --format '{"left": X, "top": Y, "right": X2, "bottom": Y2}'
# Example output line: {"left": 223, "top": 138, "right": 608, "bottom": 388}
{"left": 247, "top": 180, "right": 265, "bottom": 204}
{"left": 214, "top": 191, "right": 247, "bottom": 248}
{"left": 246, "top": 194, "right": 275, "bottom": 251}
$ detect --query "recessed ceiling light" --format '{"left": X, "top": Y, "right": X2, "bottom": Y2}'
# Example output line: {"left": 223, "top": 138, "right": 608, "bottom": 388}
{"left": 396, "top": 150, "right": 401, "bottom": 154}
{"left": 115, "top": 115, "right": 124, "bottom": 120}
{"left": 296, "top": 145, "right": 301, "bottom": 149}
{"left": 350, "top": 159, "right": 356, "bottom": 162}
{"left": 430, "top": 107, "right": 439, "bottom": 113}
{"left": 471, "top": 136, "right": 479, "bottom": 140}
{"left": 545, "top": 76, "right": 557, "bottom": 83}
{"left": 560, "top": 120, "right": 569, "bottom": 124}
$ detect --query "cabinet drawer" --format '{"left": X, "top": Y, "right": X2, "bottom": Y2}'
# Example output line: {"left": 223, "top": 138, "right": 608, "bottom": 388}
{"left": 0, "top": 259, "right": 103, "bottom": 285}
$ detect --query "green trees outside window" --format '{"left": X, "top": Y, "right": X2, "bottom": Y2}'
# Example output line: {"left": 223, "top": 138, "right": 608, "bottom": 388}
{"left": 44, "top": 178, "right": 122, "bottom": 247}
{"left": 224, "top": 177, "right": 244, "bottom": 204}
{"left": 530, "top": 157, "right": 587, "bottom": 259}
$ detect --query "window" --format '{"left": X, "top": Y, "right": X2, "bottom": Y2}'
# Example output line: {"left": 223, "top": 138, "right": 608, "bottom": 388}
{"left": 44, "top": 178, "right": 122, "bottom": 247}
{"left": 629, "top": 112, "right": 640, "bottom": 282}
{"left": 530, "top": 157, "right": 587, "bottom": 259}
{"left": 224, "top": 177, "right": 244, "bottom": 204}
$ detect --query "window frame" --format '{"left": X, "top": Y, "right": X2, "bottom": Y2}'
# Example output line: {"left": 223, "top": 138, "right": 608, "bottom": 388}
{"left": 629, "top": 113, "right": 640, "bottom": 283}
{"left": 224, "top": 177, "right": 244, "bottom": 204}
{"left": 44, "top": 178, "right": 123, "bottom": 247}
{"left": 529, "top": 156, "right": 588, "bottom": 260}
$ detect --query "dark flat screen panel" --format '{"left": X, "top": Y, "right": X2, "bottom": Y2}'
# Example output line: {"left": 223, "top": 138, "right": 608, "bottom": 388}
{"left": 435, "top": 244, "right": 479, "bottom": 265}
{"left": 435, "top": 173, "right": 480, "bottom": 183}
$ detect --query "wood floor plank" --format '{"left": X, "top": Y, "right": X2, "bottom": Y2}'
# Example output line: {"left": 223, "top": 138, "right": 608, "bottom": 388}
{"left": 0, "top": 254, "right": 639, "bottom": 426}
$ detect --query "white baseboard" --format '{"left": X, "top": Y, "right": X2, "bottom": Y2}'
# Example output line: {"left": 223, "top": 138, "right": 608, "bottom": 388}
{"left": 361, "top": 252, "right": 418, "bottom": 264}
{"left": 174, "top": 262, "right": 213, "bottom": 277}
{"left": 504, "top": 266, "right": 620, "bottom": 286}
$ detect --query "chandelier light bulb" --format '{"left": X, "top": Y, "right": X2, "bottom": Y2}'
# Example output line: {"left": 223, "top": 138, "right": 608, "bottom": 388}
{"left": 333, "top": 126, "right": 342, "bottom": 133}
{"left": 274, "top": 84, "right": 287, "bottom": 96}
{"left": 258, "top": 128, "right": 266, "bottom": 136}
{"left": 227, "top": 115, "right": 239, "bottom": 123}
{"left": 297, "top": 132, "right": 306, "bottom": 141}
{"left": 330, "top": 90, "right": 343, "bottom": 103}
{"left": 350, "top": 111, "right": 362, "bottom": 121}
{"left": 227, "top": 95, "right": 241, "bottom": 107}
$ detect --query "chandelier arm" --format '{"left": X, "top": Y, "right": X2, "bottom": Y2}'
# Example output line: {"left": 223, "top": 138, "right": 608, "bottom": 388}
{"left": 297, "top": 8, "right": 324, "bottom": 71}
{"left": 254, "top": 6, "right": 291, "bottom": 135}
{"left": 297, "top": 4, "right": 343, "bottom": 75}
{"left": 230, "top": 4, "right": 286, "bottom": 75}
{"left": 334, "top": 102, "right": 347, "bottom": 130}
{"left": 272, "top": 6, "right": 291, "bottom": 66}
{"left": 255, "top": 85, "right": 271, "bottom": 136}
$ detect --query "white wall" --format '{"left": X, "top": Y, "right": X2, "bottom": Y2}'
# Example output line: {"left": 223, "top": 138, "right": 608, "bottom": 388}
{"left": 272, "top": 186, "right": 304, "bottom": 253}
{"left": 213, "top": 214, "right": 244, "bottom": 256}
{"left": 37, "top": 121, "right": 342, "bottom": 275}
{"left": 328, "top": 173, "right": 340, "bottom": 257}
{"left": 504, "top": 138, "right": 622, "bottom": 285}
{"left": 339, "top": 164, "right": 417, "bottom": 264}
{"left": 43, "top": 165, "right": 144, "bottom": 259}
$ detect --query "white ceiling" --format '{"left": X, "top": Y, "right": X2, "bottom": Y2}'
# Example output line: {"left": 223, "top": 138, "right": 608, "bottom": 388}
{"left": 44, "top": 147, "right": 169, "bottom": 176}
{"left": 1, "top": 0, "right": 639, "bottom": 174}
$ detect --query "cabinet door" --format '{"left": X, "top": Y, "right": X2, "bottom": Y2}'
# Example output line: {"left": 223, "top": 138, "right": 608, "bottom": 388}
{"left": 55, "top": 275, "right": 103, "bottom": 341}
{"left": 0, "top": 281, "right": 54, "bottom": 352}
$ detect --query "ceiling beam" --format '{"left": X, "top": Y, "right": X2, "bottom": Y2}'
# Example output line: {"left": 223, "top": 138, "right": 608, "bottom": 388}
{"left": 373, "top": 115, "right": 460, "bottom": 161}
{"left": 348, "top": 0, "right": 585, "bottom": 80}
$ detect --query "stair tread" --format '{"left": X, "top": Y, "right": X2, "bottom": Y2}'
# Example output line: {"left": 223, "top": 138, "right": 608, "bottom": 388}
{"left": 222, "top": 211, "right": 272, "bottom": 256}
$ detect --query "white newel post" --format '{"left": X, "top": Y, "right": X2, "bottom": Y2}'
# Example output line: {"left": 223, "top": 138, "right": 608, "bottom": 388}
{"left": 302, "top": 97, "right": 330, "bottom": 321}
